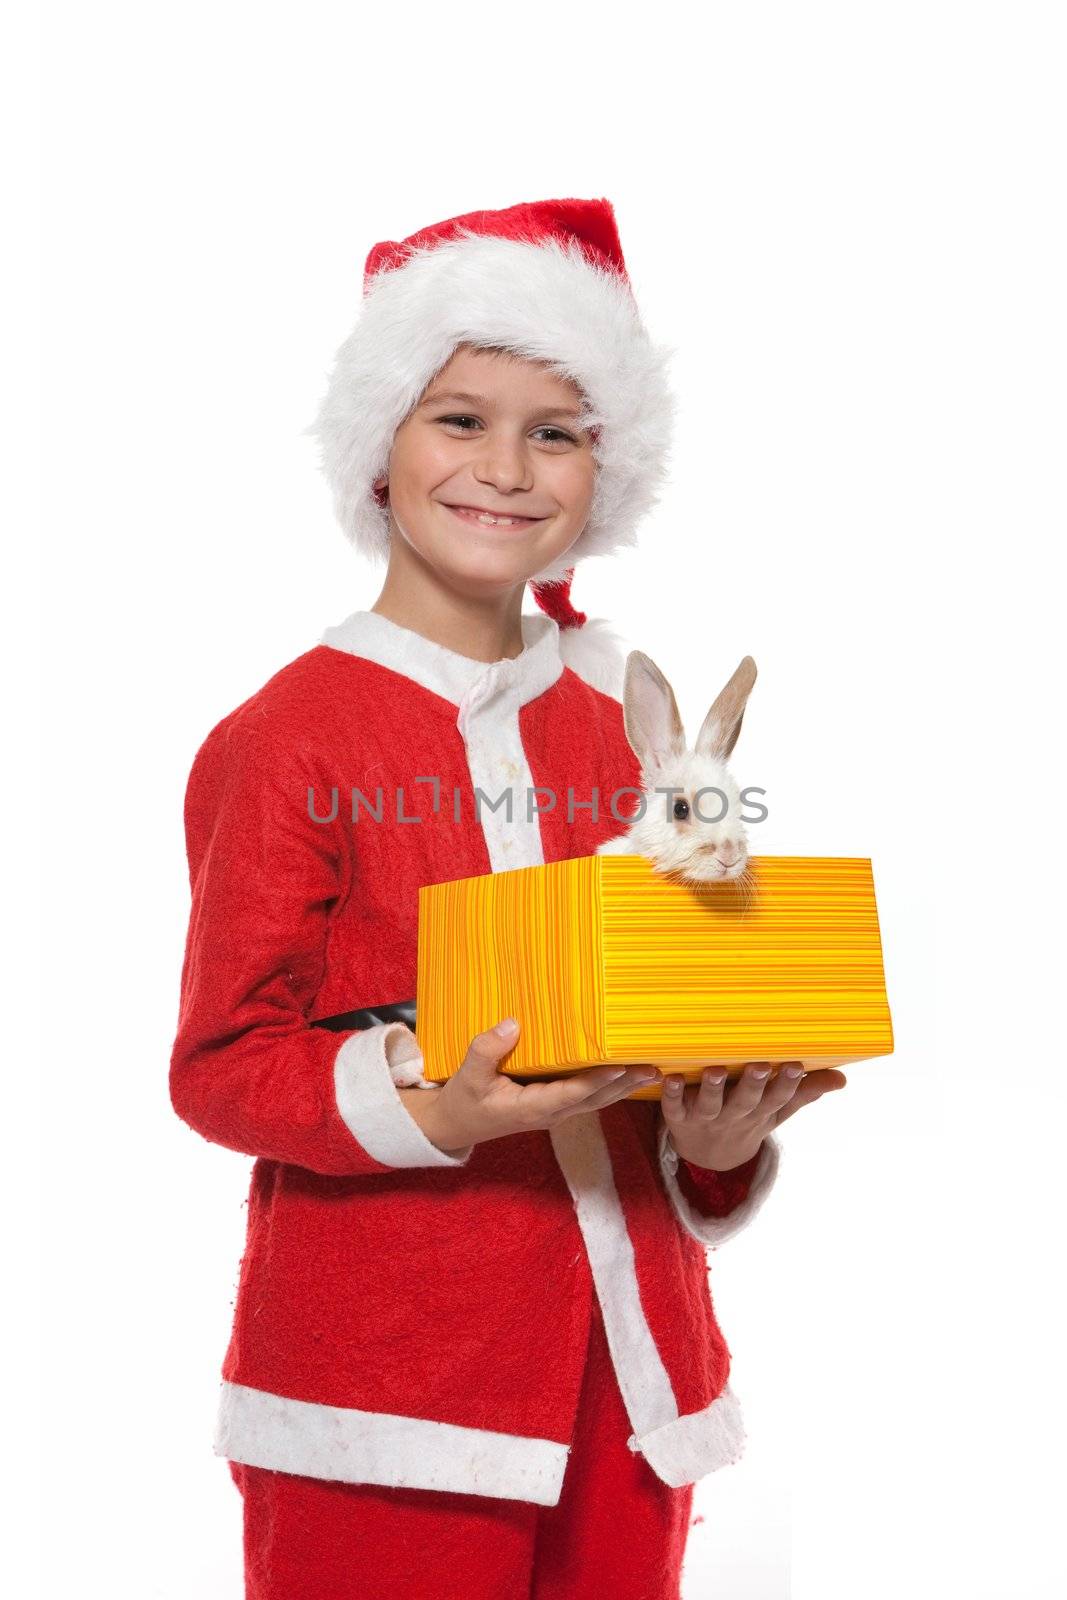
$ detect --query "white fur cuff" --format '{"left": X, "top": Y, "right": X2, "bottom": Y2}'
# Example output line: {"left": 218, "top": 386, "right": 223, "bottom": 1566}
{"left": 658, "top": 1125, "right": 781, "bottom": 1250}
{"left": 333, "top": 1023, "right": 473, "bottom": 1168}
{"left": 381, "top": 1022, "right": 437, "bottom": 1089}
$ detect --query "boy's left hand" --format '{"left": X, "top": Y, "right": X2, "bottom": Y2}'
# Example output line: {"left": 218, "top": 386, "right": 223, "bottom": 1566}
{"left": 657, "top": 1062, "right": 847, "bottom": 1172}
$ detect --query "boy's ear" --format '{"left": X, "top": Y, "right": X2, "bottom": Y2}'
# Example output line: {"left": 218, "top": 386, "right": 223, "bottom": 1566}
{"left": 695, "top": 657, "right": 757, "bottom": 761}
{"left": 622, "top": 651, "right": 686, "bottom": 772}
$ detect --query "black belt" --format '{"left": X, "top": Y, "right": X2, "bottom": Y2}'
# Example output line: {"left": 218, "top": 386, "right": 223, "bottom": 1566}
{"left": 310, "top": 1000, "right": 418, "bottom": 1033}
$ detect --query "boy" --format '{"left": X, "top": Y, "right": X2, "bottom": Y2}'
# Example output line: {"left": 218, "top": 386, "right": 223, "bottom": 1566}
{"left": 170, "top": 196, "right": 844, "bottom": 1599}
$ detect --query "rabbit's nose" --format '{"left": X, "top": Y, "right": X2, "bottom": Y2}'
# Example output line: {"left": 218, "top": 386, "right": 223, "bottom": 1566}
{"left": 717, "top": 841, "right": 745, "bottom": 868}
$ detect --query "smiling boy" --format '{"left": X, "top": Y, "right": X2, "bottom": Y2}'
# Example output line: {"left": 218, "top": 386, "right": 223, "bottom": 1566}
{"left": 170, "top": 197, "right": 843, "bottom": 1600}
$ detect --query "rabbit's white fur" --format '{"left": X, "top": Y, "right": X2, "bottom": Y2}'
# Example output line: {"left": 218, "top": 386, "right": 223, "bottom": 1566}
{"left": 596, "top": 651, "right": 757, "bottom": 884}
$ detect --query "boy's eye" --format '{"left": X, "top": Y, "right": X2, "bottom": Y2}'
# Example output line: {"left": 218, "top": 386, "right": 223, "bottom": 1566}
{"left": 436, "top": 416, "right": 577, "bottom": 445}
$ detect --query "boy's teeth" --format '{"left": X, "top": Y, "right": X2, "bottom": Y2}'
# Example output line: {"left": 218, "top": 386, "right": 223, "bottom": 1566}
{"left": 449, "top": 504, "right": 536, "bottom": 527}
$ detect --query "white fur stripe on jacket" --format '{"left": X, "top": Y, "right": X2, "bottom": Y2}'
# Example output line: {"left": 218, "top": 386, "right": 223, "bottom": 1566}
{"left": 548, "top": 1112, "right": 757, "bottom": 1484}
{"left": 214, "top": 1382, "right": 571, "bottom": 1506}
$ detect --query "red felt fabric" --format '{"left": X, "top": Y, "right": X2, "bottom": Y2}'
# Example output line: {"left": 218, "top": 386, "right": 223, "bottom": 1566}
{"left": 228, "top": 1294, "right": 695, "bottom": 1600}
{"left": 678, "top": 1147, "right": 764, "bottom": 1217}
{"left": 363, "top": 196, "right": 629, "bottom": 293}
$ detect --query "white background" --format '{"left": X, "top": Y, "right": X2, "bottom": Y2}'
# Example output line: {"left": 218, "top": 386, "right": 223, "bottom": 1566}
{"left": 18, "top": 2, "right": 1065, "bottom": 1596}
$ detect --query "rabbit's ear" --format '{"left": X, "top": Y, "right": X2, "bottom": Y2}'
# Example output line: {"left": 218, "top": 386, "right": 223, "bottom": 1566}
{"left": 622, "top": 651, "right": 686, "bottom": 771}
{"left": 695, "top": 657, "right": 757, "bottom": 761}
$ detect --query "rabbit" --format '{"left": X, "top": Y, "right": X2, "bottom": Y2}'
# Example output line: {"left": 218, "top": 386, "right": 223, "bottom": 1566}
{"left": 596, "top": 650, "right": 757, "bottom": 884}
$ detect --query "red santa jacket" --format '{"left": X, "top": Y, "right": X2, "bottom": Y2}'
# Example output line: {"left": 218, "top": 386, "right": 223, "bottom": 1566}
{"left": 169, "top": 608, "right": 782, "bottom": 1507}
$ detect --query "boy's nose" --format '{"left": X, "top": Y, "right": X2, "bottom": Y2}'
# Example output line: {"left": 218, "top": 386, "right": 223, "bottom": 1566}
{"left": 474, "top": 451, "right": 535, "bottom": 493}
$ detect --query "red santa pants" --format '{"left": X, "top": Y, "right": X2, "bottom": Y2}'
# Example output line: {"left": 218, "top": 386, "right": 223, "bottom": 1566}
{"left": 227, "top": 1293, "right": 695, "bottom": 1599}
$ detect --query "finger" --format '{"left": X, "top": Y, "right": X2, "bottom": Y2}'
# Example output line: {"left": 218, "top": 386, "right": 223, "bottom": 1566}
{"left": 513, "top": 1066, "right": 629, "bottom": 1116}
{"left": 575, "top": 1064, "right": 661, "bottom": 1113}
{"left": 459, "top": 1020, "right": 525, "bottom": 1083}
{"left": 659, "top": 1073, "right": 691, "bottom": 1124}
{"left": 525, "top": 1063, "right": 654, "bottom": 1118}
{"left": 660, "top": 1068, "right": 722, "bottom": 1124}
{"left": 566, "top": 1062, "right": 658, "bottom": 1107}
{"left": 751, "top": 1063, "right": 806, "bottom": 1119}
{"left": 725, "top": 1062, "right": 775, "bottom": 1116}
{"left": 771, "top": 1069, "right": 848, "bottom": 1127}
{"left": 689, "top": 1067, "right": 730, "bottom": 1122}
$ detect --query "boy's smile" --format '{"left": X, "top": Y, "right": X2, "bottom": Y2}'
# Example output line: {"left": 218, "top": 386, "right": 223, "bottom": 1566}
{"left": 440, "top": 502, "right": 547, "bottom": 530}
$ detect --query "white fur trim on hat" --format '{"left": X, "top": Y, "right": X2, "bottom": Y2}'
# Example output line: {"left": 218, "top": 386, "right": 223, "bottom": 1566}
{"left": 306, "top": 230, "right": 676, "bottom": 585}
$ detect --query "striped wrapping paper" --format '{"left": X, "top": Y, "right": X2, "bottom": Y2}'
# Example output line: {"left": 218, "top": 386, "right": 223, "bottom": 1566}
{"left": 415, "top": 855, "right": 894, "bottom": 1099}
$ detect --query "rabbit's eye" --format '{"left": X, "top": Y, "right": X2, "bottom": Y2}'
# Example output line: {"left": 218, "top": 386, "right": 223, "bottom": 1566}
{"left": 673, "top": 798, "right": 690, "bottom": 821}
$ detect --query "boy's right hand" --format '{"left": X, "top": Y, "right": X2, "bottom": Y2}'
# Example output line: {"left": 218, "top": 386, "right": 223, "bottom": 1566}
{"left": 398, "top": 1019, "right": 661, "bottom": 1156}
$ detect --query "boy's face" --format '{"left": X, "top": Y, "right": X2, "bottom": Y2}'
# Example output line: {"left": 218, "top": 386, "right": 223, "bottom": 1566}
{"left": 379, "top": 345, "right": 596, "bottom": 597}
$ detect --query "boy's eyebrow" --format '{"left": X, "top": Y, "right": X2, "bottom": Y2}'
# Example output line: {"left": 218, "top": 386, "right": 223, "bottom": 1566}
{"left": 420, "top": 388, "right": 584, "bottom": 420}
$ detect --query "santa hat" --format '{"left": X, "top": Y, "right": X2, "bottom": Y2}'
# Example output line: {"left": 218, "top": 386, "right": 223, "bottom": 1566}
{"left": 307, "top": 196, "right": 676, "bottom": 699}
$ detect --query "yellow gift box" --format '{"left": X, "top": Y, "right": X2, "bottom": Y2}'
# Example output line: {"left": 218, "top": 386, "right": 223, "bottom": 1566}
{"left": 415, "top": 854, "right": 894, "bottom": 1099}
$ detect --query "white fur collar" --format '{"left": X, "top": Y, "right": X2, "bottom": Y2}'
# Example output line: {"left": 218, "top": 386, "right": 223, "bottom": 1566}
{"left": 319, "top": 609, "right": 564, "bottom": 710}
